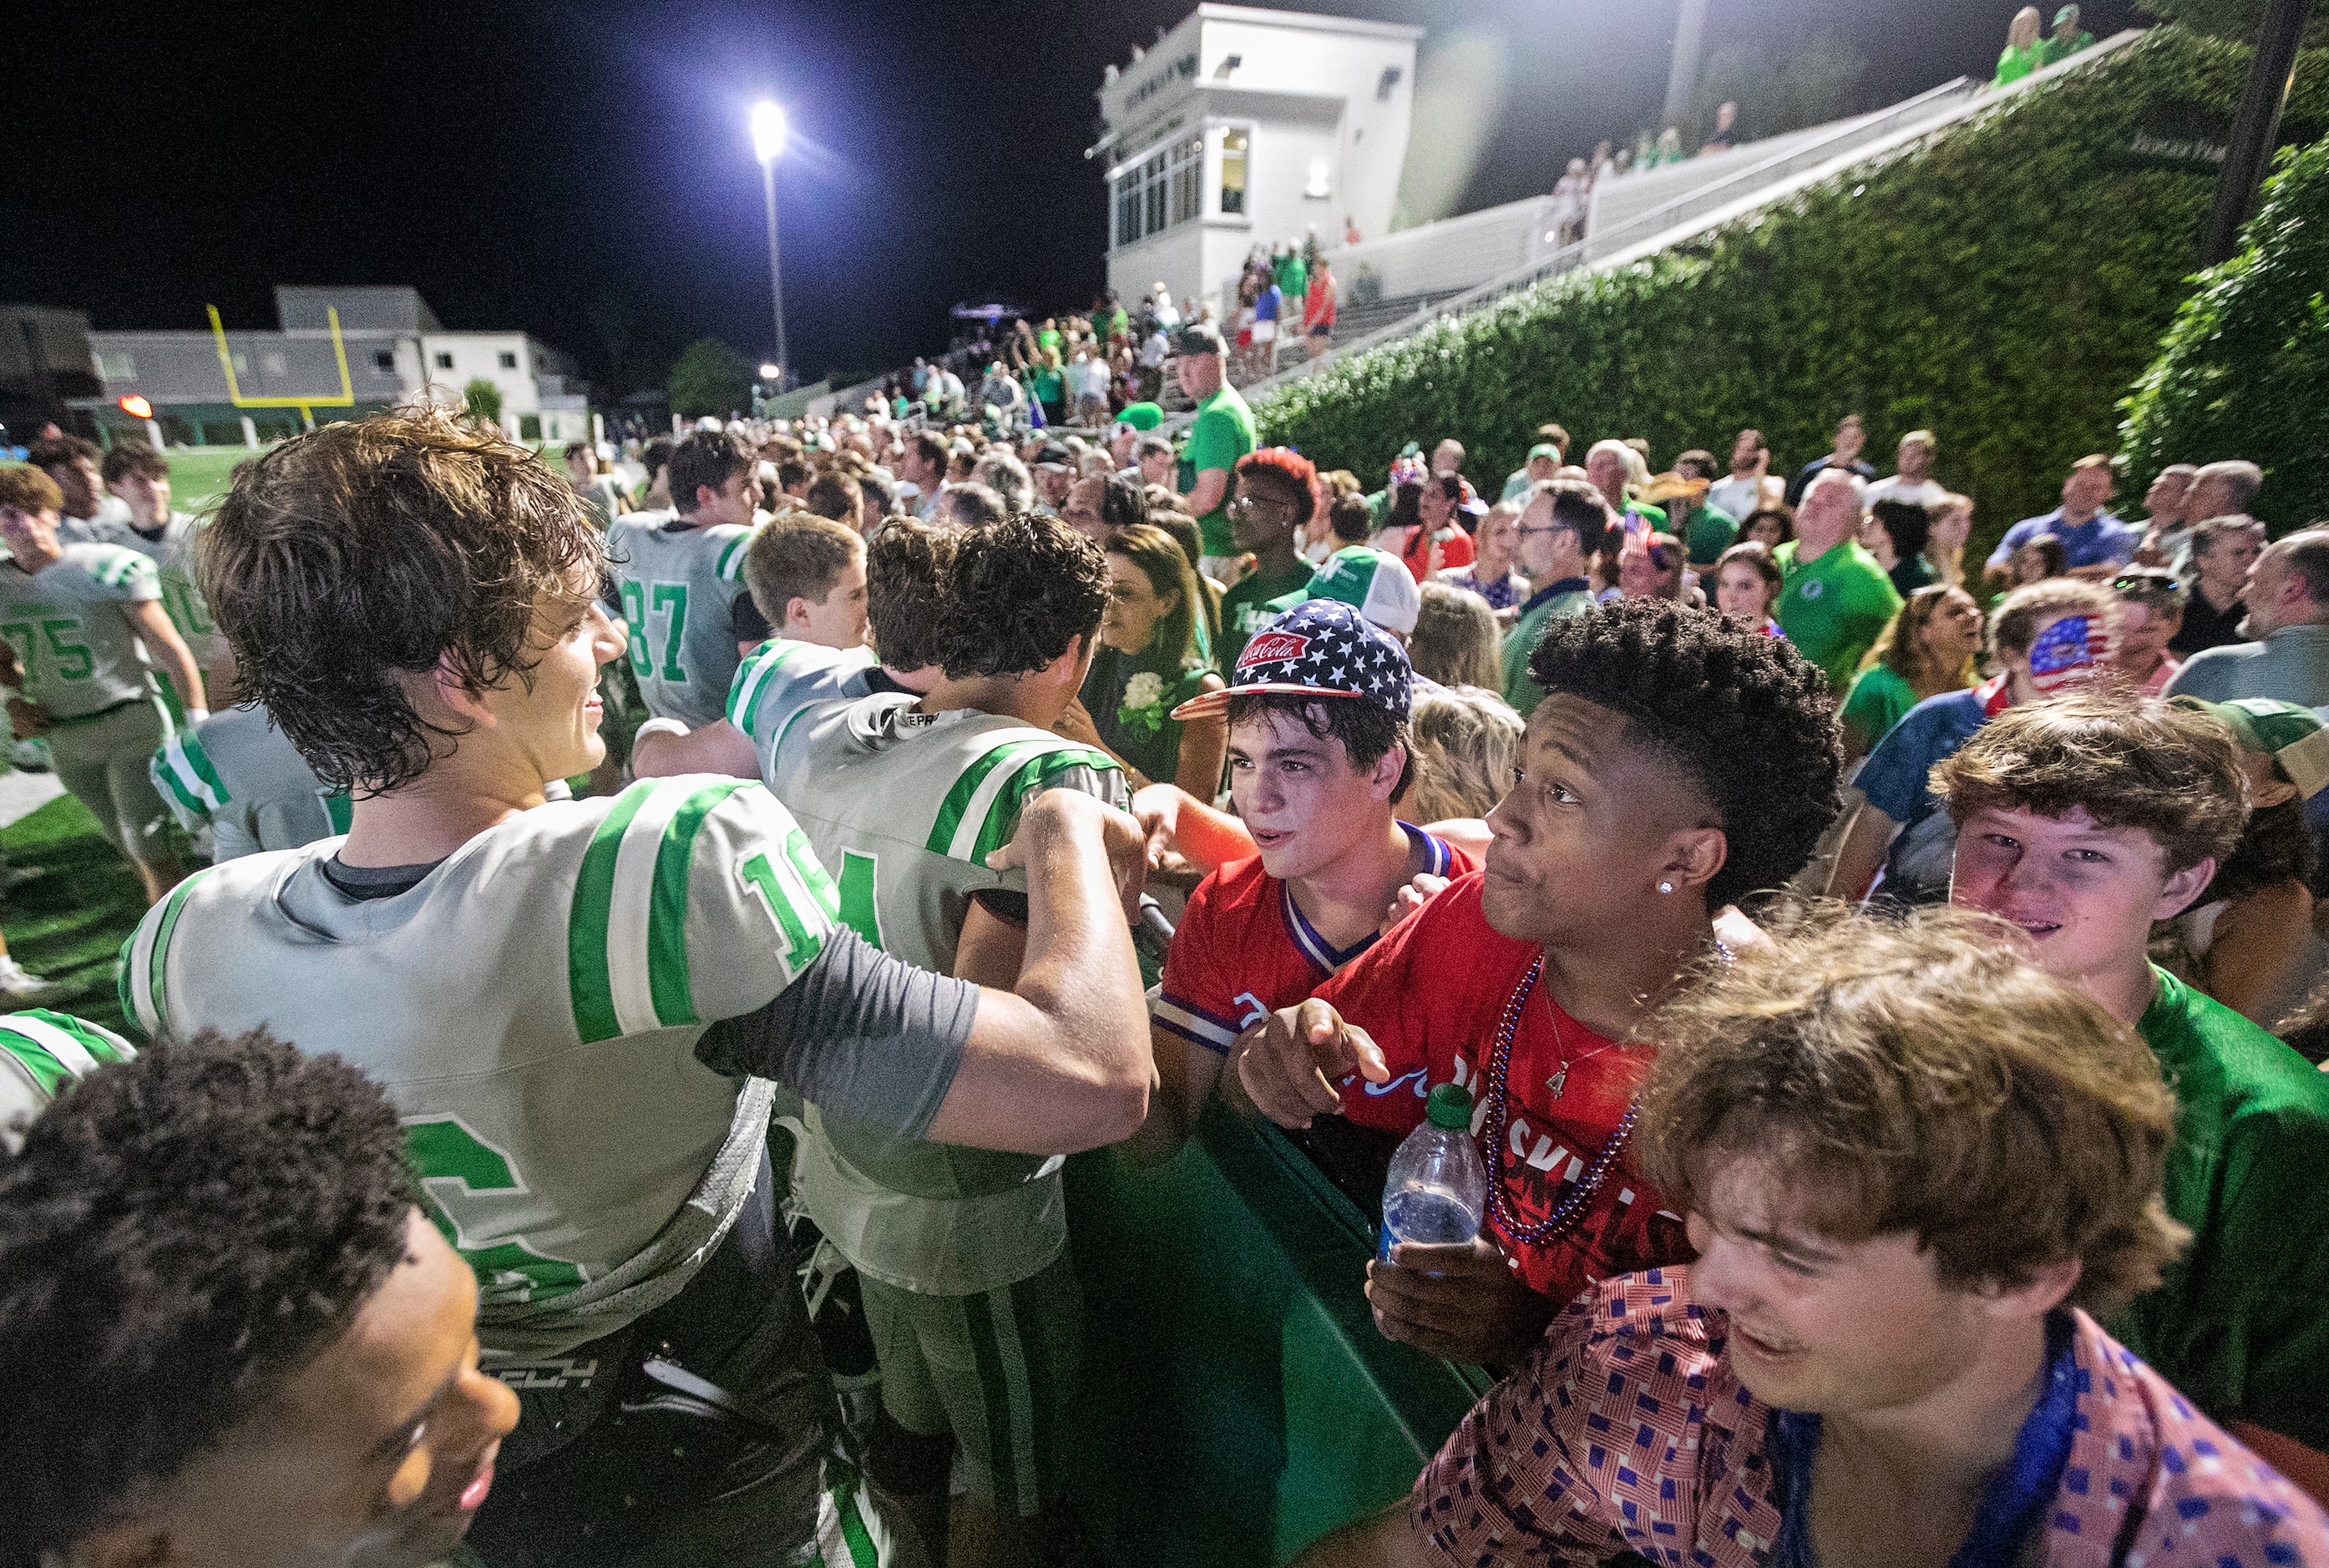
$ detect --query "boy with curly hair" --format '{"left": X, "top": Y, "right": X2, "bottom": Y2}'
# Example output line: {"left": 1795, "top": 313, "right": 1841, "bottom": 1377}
{"left": 1238, "top": 599, "right": 1843, "bottom": 1367}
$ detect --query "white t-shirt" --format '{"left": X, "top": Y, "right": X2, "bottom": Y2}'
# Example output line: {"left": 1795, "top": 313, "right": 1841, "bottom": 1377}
{"left": 1706, "top": 474, "right": 1763, "bottom": 523}
{"left": 1866, "top": 475, "right": 1949, "bottom": 509}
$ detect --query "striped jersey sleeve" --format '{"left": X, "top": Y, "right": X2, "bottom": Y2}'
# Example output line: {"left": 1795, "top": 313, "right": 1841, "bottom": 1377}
{"left": 87, "top": 544, "right": 162, "bottom": 600}
{"left": 151, "top": 726, "right": 230, "bottom": 832}
{"left": 927, "top": 741, "right": 1126, "bottom": 869}
{"left": 0, "top": 1009, "right": 138, "bottom": 1150}
{"left": 713, "top": 526, "right": 752, "bottom": 584}
{"left": 563, "top": 776, "right": 840, "bottom": 1043}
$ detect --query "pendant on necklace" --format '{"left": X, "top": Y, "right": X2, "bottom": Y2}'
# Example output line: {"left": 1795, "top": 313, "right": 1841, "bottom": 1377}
{"left": 1547, "top": 1067, "right": 1567, "bottom": 1099}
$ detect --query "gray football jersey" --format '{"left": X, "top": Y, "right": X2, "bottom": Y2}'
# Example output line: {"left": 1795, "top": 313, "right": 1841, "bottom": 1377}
{"left": 95, "top": 512, "right": 228, "bottom": 671}
{"left": 774, "top": 691, "right": 1125, "bottom": 1294}
{"left": 0, "top": 1009, "right": 137, "bottom": 1155}
{"left": 121, "top": 776, "right": 841, "bottom": 1361}
{"left": 150, "top": 702, "right": 347, "bottom": 860}
{"left": 53, "top": 496, "right": 133, "bottom": 544}
{"left": 606, "top": 511, "right": 755, "bottom": 726}
{"left": 0, "top": 545, "right": 162, "bottom": 718}
{"left": 726, "top": 635, "right": 880, "bottom": 782}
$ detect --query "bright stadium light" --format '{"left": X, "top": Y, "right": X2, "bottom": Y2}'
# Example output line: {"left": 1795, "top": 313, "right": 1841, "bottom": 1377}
{"left": 759, "top": 362, "right": 782, "bottom": 381}
{"left": 750, "top": 100, "right": 788, "bottom": 166}
{"left": 117, "top": 394, "right": 154, "bottom": 420}
{"left": 751, "top": 99, "right": 791, "bottom": 390}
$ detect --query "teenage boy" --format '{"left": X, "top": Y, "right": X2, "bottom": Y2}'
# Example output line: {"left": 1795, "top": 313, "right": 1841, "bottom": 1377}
{"left": 1132, "top": 600, "right": 1475, "bottom": 1163}
{"left": 1238, "top": 600, "right": 1843, "bottom": 1367}
{"left": 1218, "top": 448, "right": 1320, "bottom": 668}
{"left": 1294, "top": 911, "right": 2329, "bottom": 1567}
{"left": 1936, "top": 695, "right": 2329, "bottom": 1498}
{"left": 1498, "top": 479, "right": 1601, "bottom": 716}
{"left": 99, "top": 442, "right": 233, "bottom": 698}
{"left": 773, "top": 513, "right": 1127, "bottom": 1567}
{"left": 739, "top": 511, "right": 870, "bottom": 656}
{"left": 2, "top": 1027, "right": 524, "bottom": 1568}
{"left": 632, "top": 515, "right": 953, "bottom": 783}
{"left": 0, "top": 464, "right": 205, "bottom": 903}
{"left": 1827, "top": 577, "right": 2117, "bottom": 904}
{"left": 26, "top": 432, "right": 132, "bottom": 539}
{"left": 605, "top": 426, "right": 758, "bottom": 726}
{"left": 122, "top": 412, "right": 1152, "bottom": 1565}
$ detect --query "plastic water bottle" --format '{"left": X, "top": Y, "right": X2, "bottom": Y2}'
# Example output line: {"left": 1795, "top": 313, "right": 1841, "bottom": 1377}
{"left": 1378, "top": 1082, "right": 1486, "bottom": 1260}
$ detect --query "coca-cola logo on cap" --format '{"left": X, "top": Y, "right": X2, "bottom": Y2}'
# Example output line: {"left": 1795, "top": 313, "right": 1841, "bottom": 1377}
{"left": 1239, "top": 630, "right": 1309, "bottom": 670}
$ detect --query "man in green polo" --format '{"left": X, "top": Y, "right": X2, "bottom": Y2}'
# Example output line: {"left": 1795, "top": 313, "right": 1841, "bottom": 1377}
{"left": 1774, "top": 468, "right": 1901, "bottom": 691}
{"left": 1173, "top": 322, "right": 1257, "bottom": 580}
{"left": 1500, "top": 481, "right": 1602, "bottom": 714}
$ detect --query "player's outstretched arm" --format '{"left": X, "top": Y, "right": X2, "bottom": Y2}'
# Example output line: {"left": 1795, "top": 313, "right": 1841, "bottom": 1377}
{"left": 1235, "top": 999, "right": 1390, "bottom": 1129}
{"left": 631, "top": 717, "right": 758, "bottom": 780}
{"left": 932, "top": 788, "right": 1154, "bottom": 1151}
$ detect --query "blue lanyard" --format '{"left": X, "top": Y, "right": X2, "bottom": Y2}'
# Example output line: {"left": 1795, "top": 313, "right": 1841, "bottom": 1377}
{"left": 1766, "top": 1312, "right": 2078, "bottom": 1568}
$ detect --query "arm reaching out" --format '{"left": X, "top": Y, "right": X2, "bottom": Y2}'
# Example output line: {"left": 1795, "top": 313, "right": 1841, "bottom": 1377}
{"left": 1235, "top": 997, "right": 1390, "bottom": 1128}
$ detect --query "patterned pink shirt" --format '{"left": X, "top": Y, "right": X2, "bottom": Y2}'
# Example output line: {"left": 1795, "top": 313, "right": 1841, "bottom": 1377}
{"left": 1410, "top": 1267, "right": 2329, "bottom": 1566}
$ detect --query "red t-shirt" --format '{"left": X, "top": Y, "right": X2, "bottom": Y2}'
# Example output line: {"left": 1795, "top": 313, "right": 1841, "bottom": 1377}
{"left": 1400, "top": 524, "right": 1475, "bottom": 584}
{"left": 1317, "top": 871, "right": 1689, "bottom": 1302}
{"left": 1154, "top": 824, "right": 1471, "bottom": 1055}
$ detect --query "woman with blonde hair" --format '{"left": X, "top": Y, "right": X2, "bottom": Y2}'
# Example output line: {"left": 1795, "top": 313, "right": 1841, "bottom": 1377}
{"left": 1838, "top": 583, "right": 1985, "bottom": 763}
{"left": 1928, "top": 492, "right": 1974, "bottom": 589}
{"left": 1408, "top": 582, "right": 1503, "bottom": 690}
{"left": 1995, "top": 6, "right": 2046, "bottom": 85}
{"left": 1406, "top": 684, "right": 1526, "bottom": 834}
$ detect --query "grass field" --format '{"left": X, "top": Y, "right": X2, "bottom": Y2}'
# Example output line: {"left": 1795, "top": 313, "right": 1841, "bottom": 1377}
{"left": 162, "top": 448, "right": 259, "bottom": 513}
{"left": 3, "top": 792, "right": 142, "bottom": 1034}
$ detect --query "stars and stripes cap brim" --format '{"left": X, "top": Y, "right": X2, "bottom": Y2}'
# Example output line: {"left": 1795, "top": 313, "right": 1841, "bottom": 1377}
{"left": 1171, "top": 599, "right": 1411, "bottom": 723}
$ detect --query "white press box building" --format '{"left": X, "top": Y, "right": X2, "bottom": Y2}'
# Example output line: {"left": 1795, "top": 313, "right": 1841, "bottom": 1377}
{"left": 1095, "top": 4, "right": 1420, "bottom": 321}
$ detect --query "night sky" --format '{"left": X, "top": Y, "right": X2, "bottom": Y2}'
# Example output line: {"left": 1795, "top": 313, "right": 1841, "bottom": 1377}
{"left": 12, "top": 0, "right": 2141, "bottom": 393}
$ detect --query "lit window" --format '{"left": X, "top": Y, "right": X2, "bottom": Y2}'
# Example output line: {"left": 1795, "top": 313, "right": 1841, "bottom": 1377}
{"left": 1220, "top": 128, "right": 1248, "bottom": 215}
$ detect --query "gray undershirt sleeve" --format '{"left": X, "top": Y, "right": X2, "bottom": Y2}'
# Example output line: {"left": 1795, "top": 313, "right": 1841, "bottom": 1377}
{"left": 696, "top": 926, "right": 977, "bottom": 1140}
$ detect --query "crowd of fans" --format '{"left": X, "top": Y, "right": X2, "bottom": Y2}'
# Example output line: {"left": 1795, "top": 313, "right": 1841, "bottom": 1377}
{"left": 2, "top": 307, "right": 2328, "bottom": 1568}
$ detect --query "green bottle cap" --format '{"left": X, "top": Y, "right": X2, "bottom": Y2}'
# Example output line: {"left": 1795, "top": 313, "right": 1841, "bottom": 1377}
{"left": 1425, "top": 1081, "right": 1474, "bottom": 1130}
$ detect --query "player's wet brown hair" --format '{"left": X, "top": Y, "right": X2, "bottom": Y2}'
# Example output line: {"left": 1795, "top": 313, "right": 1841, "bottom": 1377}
{"left": 199, "top": 409, "right": 601, "bottom": 793}
{"left": 0, "top": 465, "right": 64, "bottom": 514}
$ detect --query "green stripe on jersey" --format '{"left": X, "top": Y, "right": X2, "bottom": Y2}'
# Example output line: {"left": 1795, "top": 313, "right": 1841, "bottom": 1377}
{"left": 0, "top": 1009, "right": 136, "bottom": 1096}
{"left": 926, "top": 739, "right": 1057, "bottom": 859}
{"left": 715, "top": 533, "right": 750, "bottom": 583}
{"left": 646, "top": 779, "right": 757, "bottom": 1026}
{"left": 154, "top": 731, "right": 228, "bottom": 817}
{"left": 94, "top": 548, "right": 152, "bottom": 589}
{"left": 568, "top": 781, "right": 656, "bottom": 1044}
{"left": 122, "top": 868, "right": 213, "bottom": 1039}
{"left": 969, "top": 747, "right": 1121, "bottom": 866}
{"left": 727, "top": 640, "right": 794, "bottom": 736}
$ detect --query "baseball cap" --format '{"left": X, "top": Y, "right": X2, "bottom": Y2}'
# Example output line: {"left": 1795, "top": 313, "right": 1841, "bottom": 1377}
{"left": 1175, "top": 321, "right": 1226, "bottom": 356}
{"left": 1114, "top": 401, "right": 1165, "bottom": 432}
{"left": 1171, "top": 599, "right": 1412, "bottom": 722}
{"left": 2172, "top": 696, "right": 2329, "bottom": 801}
{"left": 1034, "top": 442, "right": 1075, "bottom": 470}
{"left": 1263, "top": 545, "right": 1423, "bottom": 638}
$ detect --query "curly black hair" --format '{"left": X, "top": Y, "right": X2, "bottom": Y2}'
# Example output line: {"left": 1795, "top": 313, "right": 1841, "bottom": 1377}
{"left": 932, "top": 509, "right": 1111, "bottom": 679}
{"left": 0, "top": 1029, "right": 418, "bottom": 1563}
{"left": 1527, "top": 598, "right": 1842, "bottom": 908}
{"left": 199, "top": 410, "right": 602, "bottom": 794}
{"left": 866, "top": 515, "right": 960, "bottom": 673}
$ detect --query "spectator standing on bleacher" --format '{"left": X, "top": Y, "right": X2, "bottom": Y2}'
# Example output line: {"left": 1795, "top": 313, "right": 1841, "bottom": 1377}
{"left": 1705, "top": 427, "right": 1767, "bottom": 522}
{"left": 1995, "top": 4, "right": 2046, "bottom": 85}
{"left": 1782, "top": 412, "right": 1876, "bottom": 505}
{"left": 2168, "top": 529, "right": 2329, "bottom": 707}
{"left": 1699, "top": 99, "right": 1739, "bottom": 152}
{"left": 1549, "top": 158, "right": 1592, "bottom": 246}
{"left": 1774, "top": 469, "right": 1901, "bottom": 691}
{"left": 1304, "top": 255, "right": 1337, "bottom": 359}
{"left": 2043, "top": 3, "right": 2094, "bottom": 63}
{"left": 1175, "top": 322, "right": 1258, "bottom": 579}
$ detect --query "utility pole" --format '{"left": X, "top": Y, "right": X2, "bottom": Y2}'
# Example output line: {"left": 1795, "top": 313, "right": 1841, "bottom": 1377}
{"left": 1663, "top": 0, "right": 1710, "bottom": 129}
{"left": 2200, "top": 0, "right": 2315, "bottom": 265}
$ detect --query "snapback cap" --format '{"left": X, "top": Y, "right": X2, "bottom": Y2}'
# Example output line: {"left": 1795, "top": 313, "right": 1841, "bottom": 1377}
{"left": 2173, "top": 696, "right": 2329, "bottom": 801}
{"left": 1172, "top": 599, "right": 1412, "bottom": 723}
{"left": 1263, "top": 545, "right": 1423, "bottom": 638}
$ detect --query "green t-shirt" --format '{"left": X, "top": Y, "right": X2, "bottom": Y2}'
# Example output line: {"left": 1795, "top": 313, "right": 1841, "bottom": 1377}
{"left": 1218, "top": 556, "right": 1317, "bottom": 670}
{"left": 1772, "top": 539, "right": 1903, "bottom": 695}
{"left": 1275, "top": 253, "right": 1308, "bottom": 301}
{"left": 2040, "top": 28, "right": 2093, "bottom": 64}
{"left": 2114, "top": 967, "right": 2329, "bottom": 1449}
{"left": 1680, "top": 501, "right": 1738, "bottom": 568}
{"left": 1839, "top": 661, "right": 1920, "bottom": 753}
{"left": 1994, "top": 41, "right": 2044, "bottom": 85}
{"left": 1184, "top": 384, "right": 1258, "bottom": 559}
{"left": 1501, "top": 580, "right": 1596, "bottom": 716}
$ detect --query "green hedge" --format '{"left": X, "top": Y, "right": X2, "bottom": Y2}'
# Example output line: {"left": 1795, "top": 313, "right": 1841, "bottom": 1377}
{"left": 2119, "top": 134, "right": 2329, "bottom": 530}
{"left": 1257, "top": 28, "right": 2325, "bottom": 565}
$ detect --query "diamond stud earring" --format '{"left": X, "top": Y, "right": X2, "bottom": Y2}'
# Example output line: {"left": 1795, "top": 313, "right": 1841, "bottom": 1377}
{"left": 1658, "top": 880, "right": 1674, "bottom": 893}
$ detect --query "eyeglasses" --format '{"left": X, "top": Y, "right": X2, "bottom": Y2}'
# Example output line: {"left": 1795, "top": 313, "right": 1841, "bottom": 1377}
{"left": 1228, "top": 493, "right": 1293, "bottom": 515}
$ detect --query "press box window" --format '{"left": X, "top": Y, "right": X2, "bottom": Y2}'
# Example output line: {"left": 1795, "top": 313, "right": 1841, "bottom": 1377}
{"left": 1220, "top": 128, "right": 1248, "bottom": 215}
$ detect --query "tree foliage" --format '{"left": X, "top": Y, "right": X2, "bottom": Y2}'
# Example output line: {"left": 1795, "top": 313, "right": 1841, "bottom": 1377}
{"left": 2120, "top": 134, "right": 2329, "bottom": 529}
{"left": 1255, "top": 28, "right": 2325, "bottom": 568}
{"left": 460, "top": 377, "right": 502, "bottom": 427}
{"left": 2138, "top": 0, "right": 2329, "bottom": 48}
{"left": 666, "top": 336, "right": 754, "bottom": 421}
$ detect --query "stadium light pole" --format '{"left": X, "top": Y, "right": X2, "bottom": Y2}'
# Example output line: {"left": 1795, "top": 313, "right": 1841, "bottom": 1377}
{"left": 2200, "top": 0, "right": 2315, "bottom": 265}
{"left": 751, "top": 99, "right": 790, "bottom": 391}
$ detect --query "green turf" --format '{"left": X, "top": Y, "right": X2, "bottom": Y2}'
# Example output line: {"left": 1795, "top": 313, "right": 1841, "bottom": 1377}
{"left": 2, "top": 792, "right": 144, "bottom": 1033}
{"left": 163, "top": 448, "right": 257, "bottom": 513}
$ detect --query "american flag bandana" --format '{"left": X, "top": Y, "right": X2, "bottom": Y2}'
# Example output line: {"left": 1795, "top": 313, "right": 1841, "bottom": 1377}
{"left": 2027, "top": 614, "right": 2109, "bottom": 694}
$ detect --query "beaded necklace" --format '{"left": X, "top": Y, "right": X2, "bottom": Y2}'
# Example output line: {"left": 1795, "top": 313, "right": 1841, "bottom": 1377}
{"left": 1481, "top": 956, "right": 1638, "bottom": 1248}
